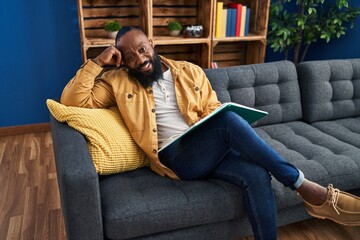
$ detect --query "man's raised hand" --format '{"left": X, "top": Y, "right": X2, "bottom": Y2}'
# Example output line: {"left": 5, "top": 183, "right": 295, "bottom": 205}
{"left": 92, "top": 45, "right": 122, "bottom": 67}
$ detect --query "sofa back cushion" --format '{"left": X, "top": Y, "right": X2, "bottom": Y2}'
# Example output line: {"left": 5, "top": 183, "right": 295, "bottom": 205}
{"left": 204, "top": 61, "right": 302, "bottom": 126}
{"left": 297, "top": 59, "right": 360, "bottom": 123}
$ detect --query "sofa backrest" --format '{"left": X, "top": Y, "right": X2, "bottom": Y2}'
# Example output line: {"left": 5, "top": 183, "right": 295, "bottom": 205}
{"left": 297, "top": 59, "right": 360, "bottom": 123}
{"left": 204, "top": 61, "right": 302, "bottom": 126}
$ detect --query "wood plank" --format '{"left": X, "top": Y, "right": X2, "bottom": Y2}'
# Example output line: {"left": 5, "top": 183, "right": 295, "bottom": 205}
{"left": 214, "top": 43, "right": 246, "bottom": 53}
{"left": 154, "top": 36, "right": 210, "bottom": 45}
{"left": 86, "top": 47, "right": 108, "bottom": 60}
{"left": 152, "top": 17, "right": 197, "bottom": 27}
{"left": 158, "top": 52, "right": 197, "bottom": 61}
{"left": 140, "top": 0, "right": 152, "bottom": 37}
{"left": 153, "top": 7, "right": 197, "bottom": 17}
{"left": 0, "top": 123, "right": 50, "bottom": 137}
{"left": 6, "top": 216, "right": 22, "bottom": 240}
{"left": 0, "top": 141, "right": 5, "bottom": 166}
{"left": 153, "top": 0, "right": 196, "bottom": 6}
{"left": 155, "top": 44, "right": 197, "bottom": 53}
{"left": 216, "top": 60, "right": 246, "bottom": 68}
{"left": 0, "top": 136, "right": 27, "bottom": 238}
{"left": 48, "top": 209, "right": 66, "bottom": 240}
{"left": 82, "top": 0, "right": 139, "bottom": 7}
{"left": 21, "top": 187, "right": 37, "bottom": 238}
{"left": 85, "top": 29, "right": 110, "bottom": 38}
{"left": 77, "top": 0, "right": 87, "bottom": 62}
{"left": 213, "top": 52, "right": 246, "bottom": 61}
{"left": 84, "top": 18, "right": 140, "bottom": 29}
{"left": 83, "top": 7, "right": 139, "bottom": 18}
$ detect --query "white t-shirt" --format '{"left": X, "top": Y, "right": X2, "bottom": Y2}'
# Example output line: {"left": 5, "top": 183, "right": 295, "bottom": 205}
{"left": 153, "top": 67, "right": 189, "bottom": 148}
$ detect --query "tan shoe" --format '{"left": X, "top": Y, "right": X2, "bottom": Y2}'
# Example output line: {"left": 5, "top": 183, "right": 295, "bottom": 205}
{"left": 304, "top": 184, "right": 360, "bottom": 226}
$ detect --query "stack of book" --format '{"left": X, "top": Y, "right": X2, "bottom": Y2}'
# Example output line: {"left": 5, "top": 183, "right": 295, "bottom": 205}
{"left": 215, "top": 2, "right": 250, "bottom": 38}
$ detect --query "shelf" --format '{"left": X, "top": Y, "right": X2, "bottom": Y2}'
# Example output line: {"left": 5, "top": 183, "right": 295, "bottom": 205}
{"left": 84, "top": 38, "right": 116, "bottom": 48}
{"left": 83, "top": 36, "right": 212, "bottom": 48}
{"left": 153, "top": 36, "right": 211, "bottom": 45}
{"left": 214, "top": 34, "right": 266, "bottom": 42}
{"left": 212, "top": 34, "right": 266, "bottom": 47}
{"left": 77, "top": 0, "right": 270, "bottom": 68}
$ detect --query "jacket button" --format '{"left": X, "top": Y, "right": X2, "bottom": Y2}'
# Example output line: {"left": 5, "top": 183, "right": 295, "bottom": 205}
{"left": 148, "top": 89, "right": 153, "bottom": 94}
{"left": 153, "top": 128, "right": 157, "bottom": 132}
{"left": 127, "top": 94, "right": 132, "bottom": 99}
{"left": 152, "top": 109, "right": 156, "bottom": 113}
{"left": 195, "top": 86, "right": 199, "bottom": 91}
{"left": 152, "top": 149, "right": 157, "bottom": 154}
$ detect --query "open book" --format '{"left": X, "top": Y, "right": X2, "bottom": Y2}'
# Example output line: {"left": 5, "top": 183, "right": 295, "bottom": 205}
{"left": 158, "top": 102, "right": 268, "bottom": 152}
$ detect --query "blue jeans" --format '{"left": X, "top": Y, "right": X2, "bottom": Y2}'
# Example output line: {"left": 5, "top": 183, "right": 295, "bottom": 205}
{"left": 159, "top": 111, "right": 303, "bottom": 240}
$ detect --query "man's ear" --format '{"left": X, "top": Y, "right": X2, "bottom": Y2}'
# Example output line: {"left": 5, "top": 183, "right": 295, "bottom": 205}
{"left": 149, "top": 39, "right": 154, "bottom": 47}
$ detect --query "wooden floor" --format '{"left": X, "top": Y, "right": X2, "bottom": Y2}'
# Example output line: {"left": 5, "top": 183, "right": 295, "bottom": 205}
{"left": 1, "top": 131, "right": 360, "bottom": 240}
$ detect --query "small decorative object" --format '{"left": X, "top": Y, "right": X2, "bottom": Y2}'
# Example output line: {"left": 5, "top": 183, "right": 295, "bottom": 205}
{"left": 184, "top": 25, "right": 203, "bottom": 38}
{"left": 167, "top": 21, "right": 183, "bottom": 36}
{"left": 104, "top": 20, "right": 122, "bottom": 39}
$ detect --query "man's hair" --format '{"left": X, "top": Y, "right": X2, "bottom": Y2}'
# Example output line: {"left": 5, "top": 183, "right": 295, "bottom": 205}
{"left": 115, "top": 26, "right": 144, "bottom": 45}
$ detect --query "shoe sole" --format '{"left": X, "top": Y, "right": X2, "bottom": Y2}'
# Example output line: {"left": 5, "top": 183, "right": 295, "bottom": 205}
{"left": 307, "top": 210, "right": 360, "bottom": 226}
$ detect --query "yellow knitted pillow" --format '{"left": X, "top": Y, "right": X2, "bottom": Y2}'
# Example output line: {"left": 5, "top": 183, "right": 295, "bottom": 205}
{"left": 46, "top": 99, "right": 149, "bottom": 175}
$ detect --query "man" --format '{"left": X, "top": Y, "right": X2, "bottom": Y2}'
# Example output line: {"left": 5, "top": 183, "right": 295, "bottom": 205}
{"left": 61, "top": 26, "right": 360, "bottom": 240}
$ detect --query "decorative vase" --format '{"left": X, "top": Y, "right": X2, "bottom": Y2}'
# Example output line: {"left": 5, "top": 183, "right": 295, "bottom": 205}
{"left": 107, "top": 31, "right": 118, "bottom": 39}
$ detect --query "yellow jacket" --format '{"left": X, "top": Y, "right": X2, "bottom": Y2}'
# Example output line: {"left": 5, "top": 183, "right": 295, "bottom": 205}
{"left": 61, "top": 56, "right": 221, "bottom": 179}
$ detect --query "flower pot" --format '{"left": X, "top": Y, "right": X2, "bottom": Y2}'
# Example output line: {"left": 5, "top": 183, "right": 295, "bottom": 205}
{"left": 107, "top": 31, "right": 118, "bottom": 39}
{"left": 169, "top": 30, "right": 181, "bottom": 37}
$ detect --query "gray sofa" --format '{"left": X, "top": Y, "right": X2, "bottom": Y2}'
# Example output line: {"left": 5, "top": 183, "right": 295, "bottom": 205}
{"left": 50, "top": 59, "right": 360, "bottom": 240}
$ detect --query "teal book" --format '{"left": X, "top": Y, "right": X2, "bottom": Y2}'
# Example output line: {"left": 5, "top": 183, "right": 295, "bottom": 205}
{"left": 245, "top": 8, "right": 250, "bottom": 36}
{"left": 158, "top": 102, "right": 268, "bottom": 152}
{"left": 226, "top": 8, "right": 232, "bottom": 37}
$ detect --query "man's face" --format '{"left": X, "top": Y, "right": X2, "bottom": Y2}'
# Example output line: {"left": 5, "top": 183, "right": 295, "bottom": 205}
{"left": 116, "top": 29, "right": 163, "bottom": 88}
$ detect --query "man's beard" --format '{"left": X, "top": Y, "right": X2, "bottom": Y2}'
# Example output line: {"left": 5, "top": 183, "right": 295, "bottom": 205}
{"left": 128, "top": 53, "right": 163, "bottom": 88}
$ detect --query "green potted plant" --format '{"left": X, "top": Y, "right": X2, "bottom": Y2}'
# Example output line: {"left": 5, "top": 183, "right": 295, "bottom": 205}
{"left": 104, "top": 20, "right": 122, "bottom": 39}
{"left": 268, "top": 0, "right": 360, "bottom": 64}
{"left": 167, "top": 20, "right": 183, "bottom": 36}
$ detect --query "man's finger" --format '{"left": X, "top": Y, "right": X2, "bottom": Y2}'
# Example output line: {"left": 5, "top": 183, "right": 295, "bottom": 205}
{"left": 114, "top": 48, "right": 122, "bottom": 67}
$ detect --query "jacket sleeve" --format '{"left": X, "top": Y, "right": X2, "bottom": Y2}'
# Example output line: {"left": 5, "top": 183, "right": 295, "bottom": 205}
{"left": 60, "top": 60, "right": 115, "bottom": 108}
{"left": 193, "top": 65, "right": 221, "bottom": 119}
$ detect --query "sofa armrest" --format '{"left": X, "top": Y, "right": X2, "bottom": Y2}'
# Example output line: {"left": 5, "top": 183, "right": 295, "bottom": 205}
{"left": 50, "top": 114, "right": 104, "bottom": 240}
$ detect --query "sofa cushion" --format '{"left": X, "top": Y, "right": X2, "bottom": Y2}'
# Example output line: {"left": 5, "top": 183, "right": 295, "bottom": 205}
{"left": 46, "top": 99, "right": 149, "bottom": 175}
{"left": 297, "top": 59, "right": 360, "bottom": 123}
{"left": 205, "top": 61, "right": 302, "bottom": 126}
{"left": 99, "top": 168, "right": 243, "bottom": 240}
{"left": 254, "top": 121, "right": 360, "bottom": 209}
{"left": 311, "top": 117, "right": 360, "bottom": 147}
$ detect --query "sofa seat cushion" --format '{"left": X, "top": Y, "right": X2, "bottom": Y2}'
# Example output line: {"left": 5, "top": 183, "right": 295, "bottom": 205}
{"left": 99, "top": 168, "right": 243, "bottom": 240}
{"left": 254, "top": 121, "right": 360, "bottom": 210}
{"left": 311, "top": 117, "right": 360, "bottom": 148}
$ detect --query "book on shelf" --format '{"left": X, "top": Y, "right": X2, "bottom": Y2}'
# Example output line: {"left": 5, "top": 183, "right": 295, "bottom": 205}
{"left": 228, "top": 3, "right": 242, "bottom": 37}
{"left": 226, "top": 8, "right": 236, "bottom": 37}
{"left": 222, "top": 8, "right": 227, "bottom": 37}
{"left": 245, "top": 7, "right": 251, "bottom": 36}
{"left": 211, "top": 61, "right": 219, "bottom": 68}
{"left": 215, "top": 2, "right": 223, "bottom": 38}
{"left": 216, "top": 2, "right": 250, "bottom": 38}
{"left": 158, "top": 102, "right": 268, "bottom": 152}
{"left": 226, "top": 7, "right": 231, "bottom": 37}
{"left": 240, "top": 5, "right": 247, "bottom": 37}
{"left": 231, "top": 8, "right": 236, "bottom": 36}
